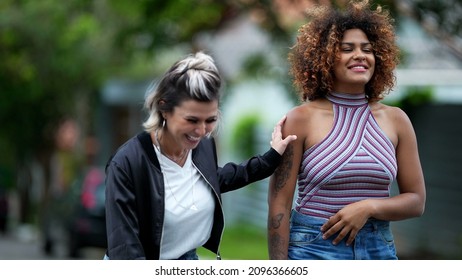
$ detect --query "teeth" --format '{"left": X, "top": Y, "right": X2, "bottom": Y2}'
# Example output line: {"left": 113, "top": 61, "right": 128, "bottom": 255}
{"left": 187, "top": 135, "right": 200, "bottom": 141}
{"left": 352, "top": 66, "right": 365, "bottom": 69}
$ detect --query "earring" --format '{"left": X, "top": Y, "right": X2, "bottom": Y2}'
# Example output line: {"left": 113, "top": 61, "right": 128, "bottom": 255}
{"left": 162, "top": 119, "right": 166, "bottom": 128}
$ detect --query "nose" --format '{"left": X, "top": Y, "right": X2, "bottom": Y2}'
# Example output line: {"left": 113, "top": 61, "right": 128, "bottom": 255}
{"left": 353, "top": 53, "right": 366, "bottom": 61}
{"left": 194, "top": 122, "right": 207, "bottom": 136}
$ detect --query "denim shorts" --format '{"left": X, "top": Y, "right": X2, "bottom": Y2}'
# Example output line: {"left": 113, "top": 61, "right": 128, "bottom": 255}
{"left": 288, "top": 210, "right": 397, "bottom": 260}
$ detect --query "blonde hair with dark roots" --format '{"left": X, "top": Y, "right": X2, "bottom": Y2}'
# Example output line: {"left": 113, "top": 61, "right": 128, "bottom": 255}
{"left": 289, "top": 0, "right": 399, "bottom": 102}
{"left": 142, "top": 51, "right": 222, "bottom": 133}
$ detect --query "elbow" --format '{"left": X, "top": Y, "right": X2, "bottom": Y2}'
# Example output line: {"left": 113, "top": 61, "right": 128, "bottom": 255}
{"left": 415, "top": 204, "right": 425, "bottom": 217}
{"left": 418, "top": 201, "right": 426, "bottom": 217}
{"left": 414, "top": 195, "right": 426, "bottom": 217}
{"left": 402, "top": 191, "right": 426, "bottom": 218}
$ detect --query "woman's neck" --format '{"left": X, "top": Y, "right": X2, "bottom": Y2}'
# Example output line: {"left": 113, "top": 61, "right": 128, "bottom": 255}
{"left": 154, "top": 129, "right": 188, "bottom": 163}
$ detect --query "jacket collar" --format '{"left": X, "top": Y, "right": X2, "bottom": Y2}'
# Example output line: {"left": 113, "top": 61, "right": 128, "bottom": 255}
{"left": 137, "top": 131, "right": 160, "bottom": 168}
{"left": 136, "top": 131, "right": 219, "bottom": 191}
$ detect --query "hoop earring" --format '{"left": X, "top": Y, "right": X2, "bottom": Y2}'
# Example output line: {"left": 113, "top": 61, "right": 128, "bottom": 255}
{"left": 162, "top": 119, "right": 166, "bottom": 128}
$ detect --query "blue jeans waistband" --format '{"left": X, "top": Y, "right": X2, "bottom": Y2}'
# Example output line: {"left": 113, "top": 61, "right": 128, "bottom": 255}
{"left": 288, "top": 209, "right": 397, "bottom": 259}
{"left": 291, "top": 209, "right": 390, "bottom": 232}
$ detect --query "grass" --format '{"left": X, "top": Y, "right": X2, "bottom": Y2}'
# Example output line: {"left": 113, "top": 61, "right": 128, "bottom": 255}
{"left": 197, "top": 223, "right": 269, "bottom": 260}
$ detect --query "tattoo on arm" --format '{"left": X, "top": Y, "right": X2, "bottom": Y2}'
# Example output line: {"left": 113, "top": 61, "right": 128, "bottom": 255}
{"left": 269, "top": 213, "right": 284, "bottom": 230}
{"left": 269, "top": 233, "right": 286, "bottom": 259}
{"left": 272, "top": 144, "right": 294, "bottom": 196}
{"left": 268, "top": 213, "right": 286, "bottom": 259}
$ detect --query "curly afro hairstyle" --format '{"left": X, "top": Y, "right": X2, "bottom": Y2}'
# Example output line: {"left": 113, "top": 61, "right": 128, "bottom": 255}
{"left": 289, "top": 0, "right": 400, "bottom": 102}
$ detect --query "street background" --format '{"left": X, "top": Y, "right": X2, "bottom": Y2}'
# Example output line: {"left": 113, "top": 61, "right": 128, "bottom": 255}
{"left": 0, "top": 225, "right": 104, "bottom": 260}
{"left": 1, "top": 1, "right": 461, "bottom": 260}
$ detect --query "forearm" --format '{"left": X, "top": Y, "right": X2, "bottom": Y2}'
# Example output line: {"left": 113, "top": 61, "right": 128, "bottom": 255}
{"left": 267, "top": 207, "right": 291, "bottom": 260}
{"left": 369, "top": 192, "right": 425, "bottom": 221}
{"left": 267, "top": 140, "right": 299, "bottom": 259}
{"left": 219, "top": 148, "right": 282, "bottom": 192}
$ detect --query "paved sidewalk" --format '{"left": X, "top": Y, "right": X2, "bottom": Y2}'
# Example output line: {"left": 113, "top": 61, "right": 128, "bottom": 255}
{"left": 0, "top": 225, "right": 105, "bottom": 260}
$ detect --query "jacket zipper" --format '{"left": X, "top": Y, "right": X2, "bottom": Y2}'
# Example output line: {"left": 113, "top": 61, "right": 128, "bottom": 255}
{"left": 193, "top": 162, "right": 224, "bottom": 260}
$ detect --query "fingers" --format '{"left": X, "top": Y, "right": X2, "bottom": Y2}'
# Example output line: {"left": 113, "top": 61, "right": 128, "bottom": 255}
{"left": 277, "top": 115, "right": 287, "bottom": 125}
{"left": 272, "top": 115, "right": 296, "bottom": 143}
{"left": 322, "top": 216, "right": 359, "bottom": 246}
{"left": 270, "top": 115, "right": 297, "bottom": 155}
{"left": 273, "top": 116, "right": 286, "bottom": 133}
{"left": 321, "top": 215, "right": 351, "bottom": 246}
{"left": 331, "top": 226, "right": 358, "bottom": 246}
{"left": 345, "top": 229, "right": 358, "bottom": 246}
{"left": 322, "top": 224, "right": 349, "bottom": 246}
{"left": 331, "top": 227, "right": 349, "bottom": 246}
{"left": 270, "top": 134, "right": 297, "bottom": 153}
{"left": 284, "top": 134, "right": 297, "bottom": 143}
{"left": 321, "top": 216, "right": 338, "bottom": 240}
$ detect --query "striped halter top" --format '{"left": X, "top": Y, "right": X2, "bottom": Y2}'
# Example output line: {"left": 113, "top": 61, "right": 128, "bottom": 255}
{"left": 295, "top": 92, "right": 397, "bottom": 219}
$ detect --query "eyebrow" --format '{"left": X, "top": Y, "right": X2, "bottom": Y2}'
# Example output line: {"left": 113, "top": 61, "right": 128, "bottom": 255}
{"left": 340, "top": 42, "right": 372, "bottom": 46}
{"left": 186, "top": 115, "right": 218, "bottom": 120}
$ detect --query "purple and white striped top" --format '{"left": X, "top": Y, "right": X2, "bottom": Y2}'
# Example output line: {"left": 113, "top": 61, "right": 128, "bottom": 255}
{"left": 295, "top": 92, "right": 397, "bottom": 219}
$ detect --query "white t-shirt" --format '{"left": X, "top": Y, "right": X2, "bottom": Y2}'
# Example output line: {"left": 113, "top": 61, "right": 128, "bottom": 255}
{"left": 153, "top": 147, "right": 215, "bottom": 260}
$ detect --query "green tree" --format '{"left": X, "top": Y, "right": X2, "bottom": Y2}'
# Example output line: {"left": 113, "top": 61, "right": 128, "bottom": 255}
{"left": 0, "top": 0, "right": 114, "bottom": 222}
{"left": 399, "top": 0, "right": 462, "bottom": 59}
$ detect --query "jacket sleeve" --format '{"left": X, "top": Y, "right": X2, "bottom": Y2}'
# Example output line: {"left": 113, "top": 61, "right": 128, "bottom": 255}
{"left": 218, "top": 147, "right": 282, "bottom": 193}
{"left": 105, "top": 160, "right": 146, "bottom": 260}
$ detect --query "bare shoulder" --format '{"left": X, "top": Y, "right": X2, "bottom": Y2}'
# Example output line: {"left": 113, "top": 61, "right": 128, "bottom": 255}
{"left": 372, "top": 102, "right": 410, "bottom": 119}
{"left": 285, "top": 103, "right": 308, "bottom": 126}
{"left": 284, "top": 99, "right": 332, "bottom": 146}
{"left": 285, "top": 101, "right": 323, "bottom": 129}
{"left": 283, "top": 105, "right": 307, "bottom": 138}
{"left": 371, "top": 102, "right": 415, "bottom": 140}
{"left": 286, "top": 99, "right": 329, "bottom": 122}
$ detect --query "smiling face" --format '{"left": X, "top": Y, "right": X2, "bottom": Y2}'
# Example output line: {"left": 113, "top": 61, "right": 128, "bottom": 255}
{"left": 332, "top": 28, "right": 375, "bottom": 94}
{"left": 162, "top": 99, "right": 219, "bottom": 152}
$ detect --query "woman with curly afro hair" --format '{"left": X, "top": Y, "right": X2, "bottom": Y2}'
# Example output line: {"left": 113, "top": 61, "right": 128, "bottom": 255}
{"left": 268, "top": 0, "right": 425, "bottom": 260}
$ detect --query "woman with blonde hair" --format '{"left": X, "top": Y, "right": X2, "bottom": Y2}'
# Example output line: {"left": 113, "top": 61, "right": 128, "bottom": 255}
{"left": 105, "top": 51, "right": 296, "bottom": 260}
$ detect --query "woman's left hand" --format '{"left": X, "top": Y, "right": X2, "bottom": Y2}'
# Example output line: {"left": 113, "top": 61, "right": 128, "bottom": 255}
{"left": 320, "top": 200, "right": 373, "bottom": 246}
{"left": 270, "top": 115, "right": 297, "bottom": 155}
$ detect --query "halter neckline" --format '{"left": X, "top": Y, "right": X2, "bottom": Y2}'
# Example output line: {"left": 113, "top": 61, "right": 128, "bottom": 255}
{"left": 326, "top": 92, "right": 368, "bottom": 107}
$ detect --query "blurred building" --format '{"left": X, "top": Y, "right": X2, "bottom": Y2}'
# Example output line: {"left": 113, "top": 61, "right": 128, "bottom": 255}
{"left": 99, "top": 79, "right": 151, "bottom": 164}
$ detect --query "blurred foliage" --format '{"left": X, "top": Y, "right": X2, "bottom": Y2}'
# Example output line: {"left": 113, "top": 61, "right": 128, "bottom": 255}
{"left": 1, "top": 0, "right": 114, "bottom": 168}
{"left": 410, "top": 0, "right": 462, "bottom": 38}
{"left": 241, "top": 54, "right": 272, "bottom": 80}
{"left": 401, "top": 86, "right": 434, "bottom": 107}
{"left": 231, "top": 114, "right": 261, "bottom": 159}
{"left": 387, "top": 86, "right": 434, "bottom": 109}
{"left": 197, "top": 223, "right": 268, "bottom": 260}
{"left": 0, "top": 0, "right": 283, "bottom": 188}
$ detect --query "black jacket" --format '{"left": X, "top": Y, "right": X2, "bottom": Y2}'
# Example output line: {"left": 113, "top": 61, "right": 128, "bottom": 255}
{"left": 105, "top": 131, "right": 281, "bottom": 259}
